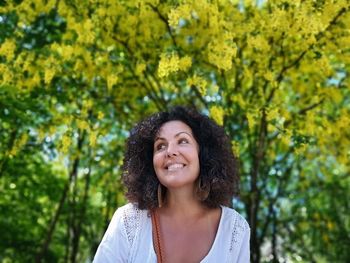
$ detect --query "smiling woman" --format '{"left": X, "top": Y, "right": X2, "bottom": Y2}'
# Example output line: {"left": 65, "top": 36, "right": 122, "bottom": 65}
{"left": 153, "top": 121, "right": 200, "bottom": 191}
{"left": 93, "top": 106, "right": 250, "bottom": 263}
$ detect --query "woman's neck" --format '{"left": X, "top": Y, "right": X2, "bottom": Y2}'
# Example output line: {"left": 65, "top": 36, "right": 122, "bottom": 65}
{"left": 160, "top": 188, "right": 208, "bottom": 220}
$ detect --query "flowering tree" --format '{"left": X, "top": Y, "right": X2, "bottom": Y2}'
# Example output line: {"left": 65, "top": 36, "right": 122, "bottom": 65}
{"left": 1, "top": 0, "right": 349, "bottom": 262}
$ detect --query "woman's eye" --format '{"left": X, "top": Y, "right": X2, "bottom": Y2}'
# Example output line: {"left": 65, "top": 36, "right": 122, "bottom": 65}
{"left": 179, "top": 138, "right": 189, "bottom": 144}
{"left": 155, "top": 143, "right": 166, "bottom": 151}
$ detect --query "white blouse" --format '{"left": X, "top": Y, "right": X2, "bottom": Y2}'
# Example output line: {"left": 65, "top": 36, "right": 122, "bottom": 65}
{"left": 93, "top": 203, "right": 250, "bottom": 263}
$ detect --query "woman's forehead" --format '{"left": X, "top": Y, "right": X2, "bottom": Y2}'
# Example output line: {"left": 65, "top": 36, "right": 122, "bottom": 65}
{"left": 156, "top": 120, "right": 194, "bottom": 138}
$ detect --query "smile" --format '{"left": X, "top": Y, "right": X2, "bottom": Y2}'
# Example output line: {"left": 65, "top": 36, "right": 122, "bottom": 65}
{"left": 166, "top": 163, "right": 185, "bottom": 171}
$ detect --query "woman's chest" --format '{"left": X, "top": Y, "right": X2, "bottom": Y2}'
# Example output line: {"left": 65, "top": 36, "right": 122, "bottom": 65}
{"left": 160, "top": 220, "right": 218, "bottom": 263}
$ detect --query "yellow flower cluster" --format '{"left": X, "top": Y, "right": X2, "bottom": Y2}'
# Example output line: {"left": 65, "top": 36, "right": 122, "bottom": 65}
{"left": 0, "top": 64, "right": 13, "bottom": 85}
{"left": 209, "top": 105, "right": 224, "bottom": 126}
{"left": 158, "top": 54, "right": 179, "bottom": 78}
{"left": 59, "top": 133, "right": 72, "bottom": 154}
{"left": 247, "top": 35, "right": 270, "bottom": 52}
{"left": 231, "top": 94, "right": 247, "bottom": 109}
{"left": 179, "top": 56, "right": 192, "bottom": 70}
{"left": 89, "top": 130, "right": 98, "bottom": 147}
{"left": 107, "top": 75, "right": 119, "bottom": 91}
{"left": 279, "top": 129, "right": 292, "bottom": 148}
{"left": 0, "top": 39, "right": 16, "bottom": 61}
{"left": 44, "top": 68, "right": 55, "bottom": 85}
{"left": 186, "top": 74, "right": 207, "bottom": 96}
{"left": 9, "top": 133, "right": 29, "bottom": 156}
{"left": 71, "top": 19, "right": 96, "bottom": 44}
{"left": 136, "top": 62, "right": 146, "bottom": 76}
{"left": 208, "top": 38, "right": 237, "bottom": 71}
{"left": 266, "top": 108, "right": 279, "bottom": 122}
{"left": 246, "top": 111, "right": 259, "bottom": 130}
{"left": 158, "top": 53, "right": 192, "bottom": 78}
{"left": 52, "top": 44, "right": 75, "bottom": 61}
{"left": 76, "top": 120, "right": 89, "bottom": 131}
{"left": 231, "top": 140, "right": 240, "bottom": 157}
{"left": 168, "top": 4, "right": 192, "bottom": 28}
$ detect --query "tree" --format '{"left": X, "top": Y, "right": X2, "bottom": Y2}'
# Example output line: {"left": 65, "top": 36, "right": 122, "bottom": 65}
{"left": 1, "top": 0, "right": 349, "bottom": 262}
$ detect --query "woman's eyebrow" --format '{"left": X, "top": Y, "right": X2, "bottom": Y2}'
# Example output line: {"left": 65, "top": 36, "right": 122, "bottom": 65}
{"left": 154, "top": 131, "right": 193, "bottom": 142}
{"left": 154, "top": 136, "right": 165, "bottom": 142}
{"left": 175, "top": 131, "right": 193, "bottom": 138}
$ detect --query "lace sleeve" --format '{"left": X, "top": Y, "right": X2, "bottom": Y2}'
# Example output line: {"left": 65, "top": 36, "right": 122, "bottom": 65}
{"left": 229, "top": 210, "right": 250, "bottom": 262}
{"left": 229, "top": 211, "right": 248, "bottom": 251}
{"left": 122, "top": 203, "right": 143, "bottom": 247}
{"left": 93, "top": 203, "right": 145, "bottom": 263}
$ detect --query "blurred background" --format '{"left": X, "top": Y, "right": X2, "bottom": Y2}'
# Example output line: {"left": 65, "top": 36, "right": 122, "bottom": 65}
{"left": 0, "top": 0, "right": 349, "bottom": 262}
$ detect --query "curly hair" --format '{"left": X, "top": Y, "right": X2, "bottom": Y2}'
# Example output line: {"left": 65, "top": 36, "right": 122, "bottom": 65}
{"left": 122, "top": 106, "right": 239, "bottom": 210}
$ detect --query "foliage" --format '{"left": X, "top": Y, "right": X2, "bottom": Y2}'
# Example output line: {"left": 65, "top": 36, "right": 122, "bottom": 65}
{"left": 1, "top": 0, "right": 349, "bottom": 262}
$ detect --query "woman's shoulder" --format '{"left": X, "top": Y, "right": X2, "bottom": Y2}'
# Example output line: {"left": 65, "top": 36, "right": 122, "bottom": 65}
{"left": 217, "top": 206, "right": 250, "bottom": 261}
{"left": 116, "top": 202, "right": 146, "bottom": 214}
{"left": 221, "top": 205, "right": 250, "bottom": 230}
{"left": 114, "top": 203, "right": 148, "bottom": 245}
{"left": 220, "top": 206, "right": 250, "bottom": 249}
{"left": 114, "top": 202, "right": 149, "bottom": 219}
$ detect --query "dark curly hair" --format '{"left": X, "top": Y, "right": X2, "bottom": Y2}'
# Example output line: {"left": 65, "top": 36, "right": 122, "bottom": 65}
{"left": 122, "top": 106, "right": 239, "bottom": 210}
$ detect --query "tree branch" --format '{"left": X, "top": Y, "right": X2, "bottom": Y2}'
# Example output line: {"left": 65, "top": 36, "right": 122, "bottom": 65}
{"left": 147, "top": 4, "right": 178, "bottom": 48}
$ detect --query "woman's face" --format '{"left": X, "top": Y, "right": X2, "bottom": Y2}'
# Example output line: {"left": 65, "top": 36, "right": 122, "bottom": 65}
{"left": 153, "top": 120, "right": 200, "bottom": 190}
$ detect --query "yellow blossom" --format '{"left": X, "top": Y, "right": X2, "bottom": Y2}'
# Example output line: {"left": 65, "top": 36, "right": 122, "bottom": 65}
{"left": 317, "top": 56, "right": 333, "bottom": 76}
{"left": 0, "top": 39, "right": 16, "bottom": 61}
{"left": 89, "top": 130, "right": 98, "bottom": 147}
{"left": 9, "top": 133, "right": 28, "bottom": 156}
{"left": 77, "top": 120, "right": 89, "bottom": 131}
{"left": 267, "top": 108, "right": 279, "bottom": 121}
{"left": 37, "top": 129, "right": 46, "bottom": 142}
{"left": 267, "top": 123, "right": 276, "bottom": 133}
{"left": 1, "top": 65, "right": 14, "bottom": 84}
{"left": 280, "top": 129, "right": 292, "bottom": 147}
{"left": 48, "top": 126, "right": 56, "bottom": 136}
{"left": 168, "top": 5, "right": 191, "bottom": 28}
{"left": 263, "top": 71, "right": 274, "bottom": 82}
{"left": 76, "top": 19, "right": 95, "bottom": 44}
{"left": 209, "top": 105, "right": 224, "bottom": 126}
{"left": 44, "top": 68, "right": 55, "bottom": 85}
{"left": 107, "top": 74, "right": 118, "bottom": 91}
{"left": 208, "top": 39, "right": 236, "bottom": 71}
{"left": 246, "top": 112, "right": 257, "bottom": 130}
{"left": 168, "top": 9, "right": 181, "bottom": 28}
{"left": 231, "top": 140, "right": 240, "bottom": 157}
{"left": 231, "top": 94, "right": 246, "bottom": 109}
{"left": 295, "top": 143, "right": 307, "bottom": 155}
{"left": 60, "top": 134, "right": 71, "bottom": 153}
{"left": 22, "top": 53, "right": 35, "bottom": 72}
{"left": 97, "top": 111, "right": 105, "bottom": 120}
{"left": 186, "top": 75, "right": 207, "bottom": 96}
{"left": 136, "top": 62, "right": 146, "bottom": 76}
{"left": 61, "top": 45, "right": 75, "bottom": 61}
{"left": 247, "top": 35, "right": 270, "bottom": 51}
{"left": 32, "top": 72, "right": 41, "bottom": 87}
{"left": 57, "top": 0, "right": 68, "bottom": 16}
{"left": 179, "top": 56, "right": 192, "bottom": 70}
{"left": 157, "top": 53, "right": 180, "bottom": 78}
{"left": 84, "top": 99, "right": 94, "bottom": 109}
{"left": 327, "top": 221, "right": 334, "bottom": 231}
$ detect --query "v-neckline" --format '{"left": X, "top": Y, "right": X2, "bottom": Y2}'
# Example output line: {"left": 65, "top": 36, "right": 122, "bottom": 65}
{"left": 200, "top": 206, "right": 224, "bottom": 262}
{"left": 150, "top": 206, "right": 225, "bottom": 262}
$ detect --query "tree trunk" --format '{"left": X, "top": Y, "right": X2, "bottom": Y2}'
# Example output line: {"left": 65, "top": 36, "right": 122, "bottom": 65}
{"left": 249, "top": 109, "right": 267, "bottom": 263}
{"left": 35, "top": 132, "right": 85, "bottom": 263}
{"left": 70, "top": 155, "right": 91, "bottom": 263}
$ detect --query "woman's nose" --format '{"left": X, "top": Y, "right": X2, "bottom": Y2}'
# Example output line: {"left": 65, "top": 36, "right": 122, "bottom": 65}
{"left": 166, "top": 143, "right": 178, "bottom": 157}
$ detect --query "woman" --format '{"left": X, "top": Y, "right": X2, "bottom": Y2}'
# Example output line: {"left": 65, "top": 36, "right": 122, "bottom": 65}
{"left": 93, "top": 106, "right": 250, "bottom": 262}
